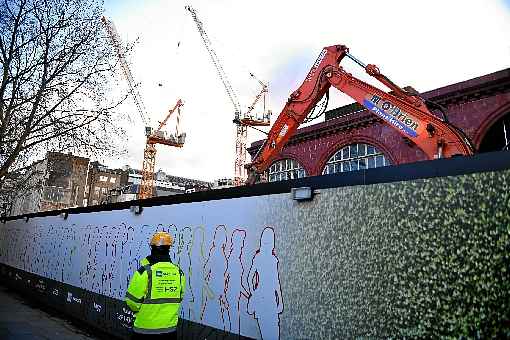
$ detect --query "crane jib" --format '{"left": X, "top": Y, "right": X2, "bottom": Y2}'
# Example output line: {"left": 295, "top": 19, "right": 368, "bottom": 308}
{"left": 363, "top": 94, "right": 419, "bottom": 138}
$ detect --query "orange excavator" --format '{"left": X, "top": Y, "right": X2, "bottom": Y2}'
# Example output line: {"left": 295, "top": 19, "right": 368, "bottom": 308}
{"left": 246, "top": 44, "right": 474, "bottom": 183}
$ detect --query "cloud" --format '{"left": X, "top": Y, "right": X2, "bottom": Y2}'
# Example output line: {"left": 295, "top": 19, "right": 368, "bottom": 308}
{"left": 103, "top": 0, "right": 510, "bottom": 182}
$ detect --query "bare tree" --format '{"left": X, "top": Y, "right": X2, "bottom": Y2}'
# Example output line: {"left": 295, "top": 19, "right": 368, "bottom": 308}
{"left": 0, "top": 0, "right": 129, "bottom": 193}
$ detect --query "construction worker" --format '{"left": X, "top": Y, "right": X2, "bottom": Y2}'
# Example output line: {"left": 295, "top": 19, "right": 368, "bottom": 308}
{"left": 126, "top": 231, "right": 186, "bottom": 339}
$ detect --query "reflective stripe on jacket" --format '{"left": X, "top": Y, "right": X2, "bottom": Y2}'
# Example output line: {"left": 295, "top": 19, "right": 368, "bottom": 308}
{"left": 125, "top": 259, "right": 186, "bottom": 333}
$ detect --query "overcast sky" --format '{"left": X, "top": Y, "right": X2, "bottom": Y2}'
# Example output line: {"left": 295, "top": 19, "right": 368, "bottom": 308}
{"left": 101, "top": 0, "right": 510, "bottom": 182}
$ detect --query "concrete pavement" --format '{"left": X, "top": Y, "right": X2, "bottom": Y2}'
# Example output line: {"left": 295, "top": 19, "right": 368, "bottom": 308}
{"left": 0, "top": 285, "right": 103, "bottom": 340}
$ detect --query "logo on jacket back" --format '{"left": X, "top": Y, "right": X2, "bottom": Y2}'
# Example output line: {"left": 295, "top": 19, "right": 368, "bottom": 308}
{"left": 156, "top": 270, "right": 172, "bottom": 277}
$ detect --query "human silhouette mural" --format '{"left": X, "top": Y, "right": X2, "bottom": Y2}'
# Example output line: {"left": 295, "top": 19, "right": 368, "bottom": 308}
{"left": 247, "top": 227, "right": 284, "bottom": 340}
{"left": 0, "top": 218, "right": 285, "bottom": 340}
{"left": 179, "top": 227, "right": 194, "bottom": 320}
{"left": 166, "top": 224, "right": 180, "bottom": 263}
{"left": 190, "top": 226, "right": 206, "bottom": 322}
{"left": 201, "top": 225, "right": 228, "bottom": 331}
{"left": 224, "top": 229, "right": 250, "bottom": 334}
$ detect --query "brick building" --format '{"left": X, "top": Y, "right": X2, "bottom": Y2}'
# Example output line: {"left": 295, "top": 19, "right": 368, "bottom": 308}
{"left": 10, "top": 152, "right": 90, "bottom": 215}
{"left": 85, "top": 161, "right": 128, "bottom": 206}
{"left": 249, "top": 68, "right": 510, "bottom": 181}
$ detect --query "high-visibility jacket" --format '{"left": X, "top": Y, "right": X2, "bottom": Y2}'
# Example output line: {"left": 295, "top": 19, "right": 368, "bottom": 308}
{"left": 125, "top": 256, "right": 186, "bottom": 334}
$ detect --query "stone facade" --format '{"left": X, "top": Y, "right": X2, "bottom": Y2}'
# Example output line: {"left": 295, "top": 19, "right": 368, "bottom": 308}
{"left": 248, "top": 68, "right": 510, "bottom": 177}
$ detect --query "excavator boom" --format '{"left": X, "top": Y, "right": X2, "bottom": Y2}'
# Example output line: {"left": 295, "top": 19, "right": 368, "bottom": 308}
{"left": 247, "top": 44, "right": 474, "bottom": 182}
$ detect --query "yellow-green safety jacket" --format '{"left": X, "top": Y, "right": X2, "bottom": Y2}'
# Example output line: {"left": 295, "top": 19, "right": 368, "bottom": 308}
{"left": 125, "top": 255, "right": 186, "bottom": 334}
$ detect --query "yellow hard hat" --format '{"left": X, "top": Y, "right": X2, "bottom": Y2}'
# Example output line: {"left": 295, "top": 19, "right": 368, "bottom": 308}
{"left": 150, "top": 231, "right": 173, "bottom": 247}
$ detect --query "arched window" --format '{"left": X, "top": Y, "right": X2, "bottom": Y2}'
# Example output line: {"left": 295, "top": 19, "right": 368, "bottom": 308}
{"left": 479, "top": 113, "right": 510, "bottom": 152}
{"left": 268, "top": 159, "right": 306, "bottom": 182}
{"left": 322, "top": 143, "right": 391, "bottom": 175}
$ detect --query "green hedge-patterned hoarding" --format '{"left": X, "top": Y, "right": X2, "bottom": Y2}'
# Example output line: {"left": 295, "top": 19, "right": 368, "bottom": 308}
{"left": 271, "top": 170, "right": 510, "bottom": 339}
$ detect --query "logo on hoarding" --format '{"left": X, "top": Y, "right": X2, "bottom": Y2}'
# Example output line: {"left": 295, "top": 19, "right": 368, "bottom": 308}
{"left": 363, "top": 94, "right": 419, "bottom": 138}
{"left": 35, "top": 280, "right": 46, "bottom": 292}
{"left": 122, "top": 308, "right": 134, "bottom": 316}
{"left": 117, "top": 308, "right": 135, "bottom": 327}
{"left": 93, "top": 302, "right": 102, "bottom": 313}
{"left": 65, "top": 292, "right": 81, "bottom": 303}
{"left": 53, "top": 288, "right": 59, "bottom": 296}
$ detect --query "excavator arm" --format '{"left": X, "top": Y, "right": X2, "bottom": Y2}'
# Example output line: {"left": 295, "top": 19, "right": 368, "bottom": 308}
{"left": 247, "top": 44, "right": 473, "bottom": 183}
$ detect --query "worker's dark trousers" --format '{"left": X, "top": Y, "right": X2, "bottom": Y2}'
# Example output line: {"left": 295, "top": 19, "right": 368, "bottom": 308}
{"left": 131, "top": 331, "right": 177, "bottom": 340}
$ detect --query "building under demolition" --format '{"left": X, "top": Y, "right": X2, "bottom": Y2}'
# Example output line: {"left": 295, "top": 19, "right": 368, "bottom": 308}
{"left": 85, "top": 161, "right": 129, "bottom": 206}
{"left": 10, "top": 152, "right": 90, "bottom": 216}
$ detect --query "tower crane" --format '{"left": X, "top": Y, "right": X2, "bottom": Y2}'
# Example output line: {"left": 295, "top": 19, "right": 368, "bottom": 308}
{"left": 102, "top": 17, "right": 186, "bottom": 199}
{"left": 185, "top": 5, "right": 271, "bottom": 186}
{"left": 140, "top": 99, "right": 185, "bottom": 199}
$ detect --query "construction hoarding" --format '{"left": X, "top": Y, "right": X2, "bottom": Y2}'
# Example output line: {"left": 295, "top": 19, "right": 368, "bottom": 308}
{"left": 1, "top": 152, "right": 509, "bottom": 339}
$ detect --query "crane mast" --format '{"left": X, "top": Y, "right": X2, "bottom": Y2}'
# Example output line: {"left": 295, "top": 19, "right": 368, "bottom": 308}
{"left": 186, "top": 5, "right": 270, "bottom": 186}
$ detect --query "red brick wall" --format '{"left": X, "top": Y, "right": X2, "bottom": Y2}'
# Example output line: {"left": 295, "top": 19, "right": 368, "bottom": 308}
{"left": 458, "top": 93, "right": 510, "bottom": 148}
